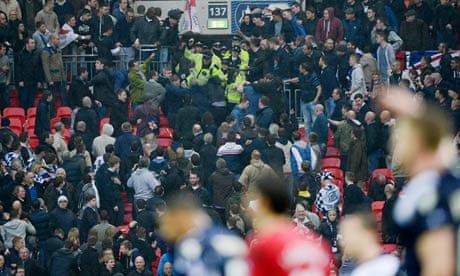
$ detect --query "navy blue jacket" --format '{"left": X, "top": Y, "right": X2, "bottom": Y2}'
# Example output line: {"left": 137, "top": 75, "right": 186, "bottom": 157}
{"left": 28, "top": 209, "right": 50, "bottom": 242}
{"left": 312, "top": 113, "right": 328, "bottom": 146}
{"left": 255, "top": 107, "right": 273, "bottom": 129}
{"left": 320, "top": 65, "right": 339, "bottom": 99}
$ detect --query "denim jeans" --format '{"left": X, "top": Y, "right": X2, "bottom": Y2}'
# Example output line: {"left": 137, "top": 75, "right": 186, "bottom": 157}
{"left": 51, "top": 81, "right": 68, "bottom": 107}
{"left": 20, "top": 84, "right": 36, "bottom": 110}
{"left": 368, "top": 149, "right": 382, "bottom": 174}
{"left": 325, "top": 97, "right": 335, "bottom": 119}
{"left": 301, "top": 101, "right": 314, "bottom": 136}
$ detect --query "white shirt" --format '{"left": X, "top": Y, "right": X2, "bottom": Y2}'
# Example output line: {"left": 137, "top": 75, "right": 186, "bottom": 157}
{"left": 351, "top": 254, "right": 400, "bottom": 276}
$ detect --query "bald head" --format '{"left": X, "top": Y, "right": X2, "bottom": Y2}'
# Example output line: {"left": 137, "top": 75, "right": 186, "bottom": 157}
{"left": 314, "top": 104, "right": 324, "bottom": 115}
{"left": 82, "top": 96, "right": 92, "bottom": 108}
{"left": 365, "top": 111, "right": 376, "bottom": 124}
{"left": 192, "top": 124, "right": 202, "bottom": 134}
{"left": 380, "top": 110, "right": 391, "bottom": 123}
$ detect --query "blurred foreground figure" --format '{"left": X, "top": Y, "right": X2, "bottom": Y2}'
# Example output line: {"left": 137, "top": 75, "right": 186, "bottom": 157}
{"left": 381, "top": 88, "right": 460, "bottom": 276}
{"left": 158, "top": 195, "right": 248, "bottom": 276}
{"left": 248, "top": 174, "right": 332, "bottom": 276}
{"left": 340, "top": 210, "right": 399, "bottom": 275}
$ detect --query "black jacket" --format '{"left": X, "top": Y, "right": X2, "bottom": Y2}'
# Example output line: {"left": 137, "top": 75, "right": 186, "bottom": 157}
{"left": 74, "top": 107, "right": 99, "bottom": 138}
{"left": 35, "top": 99, "right": 51, "bottom": 137}
{"left": 49, "top": 207, "right": 76, "bottom": 236}
{"left": 80, "top": 246, "right": 99, "bottom": 276}
{"left": 91, "top": 69, "right": 115, "bottom": 107}
{"left": 79, "top": 206, "right": 99, "bottom": 243}
{"left": 69, "top": 77, "right": 91, "bottom": 108}
{"left": 28, "top": 209, "right": 50, "bottom": 242}
{"left": 110, "top": 99, "right": 130, "bottom": 137}
{"left": 15, "top": 47, "right": 40, "bottom": 85}
{"left": 382, "top": 195, "right": 398, "bottom": 243}
{"left": 209, "top": 168, "right": 234, "bottom": 208}
{"left": 61, "top": 155, "right": 86, "bottom": 185}
{"left": 136, "top": 209, "right": 155, "bottom": 234}
{"left": 45, "top": 235, "right": 64, "bottom": 268}
{"left": 48, "top": 248, "right": 78, "bottom": 276}
{"left": 175, "top": 104, "right": 201, "bottom": 141}
{"left": 343, "top": 183, "right": 367, "bottom": 216}
{"left": 160, "top": 18, "right": 179, "bottom": 46}
{"left": 262, "top": 145, "right": 285, "bottom": 176}
{"left": 320, "top": 65, "right": 339, "bottom": 99}
{"left": 130, "top": 16, "right": 161, "bottom": 44}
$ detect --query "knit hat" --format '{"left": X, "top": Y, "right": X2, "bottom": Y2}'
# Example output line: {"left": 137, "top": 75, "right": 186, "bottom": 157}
{"left": 57, "top": 195, "right": 68, "bottom": 203}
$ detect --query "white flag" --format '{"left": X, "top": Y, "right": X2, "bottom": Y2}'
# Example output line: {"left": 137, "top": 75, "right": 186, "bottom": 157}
{"left": 181, "top": 0, "right": 201, "bottom": 33}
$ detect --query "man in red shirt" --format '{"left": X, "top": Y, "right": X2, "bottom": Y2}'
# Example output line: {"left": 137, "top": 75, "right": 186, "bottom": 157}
{"left": 248, "top": 174, "right": 332, "bottom": 275}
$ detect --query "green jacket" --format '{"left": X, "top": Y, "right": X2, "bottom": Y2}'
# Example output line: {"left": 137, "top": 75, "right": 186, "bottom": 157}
{"left": 128, "top": 56, "right": 153, "bottom": 103}
{"left": 334, "top": 121, "right": 354, "bottom": 154}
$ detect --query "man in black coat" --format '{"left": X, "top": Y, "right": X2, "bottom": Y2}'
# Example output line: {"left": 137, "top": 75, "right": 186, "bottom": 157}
{"left": 45, "top": 229, "right": 64, "bottom": 269}
{"left": 175, "top": 94, "right": 201, "bottom": 142}
{"left": 261, "top": 134, "right": 285, "bottom": 177}
{"left": 134, "top": 199, "right": 155, "bottom": 235}
{"left": 28, "top": 200, "right": 50, "bottom": 258}
{"left": 35, "top": 90, "right": 53, "bottom": 138}
{"left": 69, "top": 67, "right": 91, "bottom": 109}
{"left": 199, "top": 133, "right": 216, "bottom": 190}
{"left": 49, "top": 195, "right": 76, "bottom": 236}
{"left": 74, "top": 96, "right": 99, "bottom": 138}
{"left": 319, "top": 56, "right": 339, "bottom": 117}
{"left": 48, "top": 240, "right": 78, "bottom": 276}
{"left": 15, "top": 37, "right": 41, "bottom": 110}
{"left": 110, "top": 88, "right": 130, "bottom": 137}
{"left": 79, "top": 236, "right": 99, "bottom": 276}
{"left": 365, "top": 111, "right": 382, "bottom": 173}
{"left": 79, "top": 194, "right": 99, "bottom": 243}
{"left": 91, "top": 58, "right": 115, "bottom": 117}
{"left": 342, "top": 171, "right": 368, "bottom": 216}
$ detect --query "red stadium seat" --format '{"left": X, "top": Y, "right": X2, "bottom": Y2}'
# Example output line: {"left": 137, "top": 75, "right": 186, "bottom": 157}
{"left": 9, "top": 89, "right": 19, "bottom": 98}
{"left": 372, "top": 168, "right": 395, "bottom": 183}
{"left": 327, "top": 128, "right": 334, "bottom": 146}
{"left": 3, "top": 107, "right": 25, "bottom": 125}
{"left": 159, "top": 116, "right": 169, "bottom": 127}
{"left": 325, "top": 146, "right": 341, "bottom": 158}
{"left": 56, "top": 106, "right": 72, "bottom": 119}
{"left": 334, "top": 179, "right": 344, "bottom": 195}
{"left": 29, "top": 135, "right": 39, "bottom": 150}
{"left": 26, "top": 107, "right": 37, "bottom": 119}
{"left": 124, "top": 203, "right": 133, "bottom": 213}
{"left": 371, "top": 201, "right": 385, "bottom": 222}
{"left": 9, "top": 118, "right": 23, "bottom": 135}
{"left": 99, "top": 117, "right": 110, "bottom": 133}
{"left": 123, "top": 213, "right": 133, "bottom": 225}
{"left": 158, "top": 127, "right": 173, "bottom": 139}
{"left": 157, "top": 138, "right": 173, "bottom": 149}
{"left": 321, "top": 157, "right": 341, "bottom": 169}
{"left": 24, "top": 118, "right": 35, "bottom": 132}
{"left": 50, "top": 117, "right": 62, "bottom": 130}
{"left": 121, "top": 191, "right": 128, "bottom": 203}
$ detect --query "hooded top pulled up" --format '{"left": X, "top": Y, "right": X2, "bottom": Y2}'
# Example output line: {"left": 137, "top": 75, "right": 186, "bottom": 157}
{"left": 315, "top": 7, "right": 344, "bottom": 43}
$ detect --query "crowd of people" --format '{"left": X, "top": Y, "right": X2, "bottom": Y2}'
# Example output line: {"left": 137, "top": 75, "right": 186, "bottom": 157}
{"left": 0, "top": 0, "right": 458, "bottom": 275}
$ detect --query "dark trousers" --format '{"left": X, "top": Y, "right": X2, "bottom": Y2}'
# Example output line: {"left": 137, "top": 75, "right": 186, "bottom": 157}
{"left": 109, "top": 201, "right": 124, "bottom": 226}
{"left": 20, "top": 84, "right": 36, "bottom": 110}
